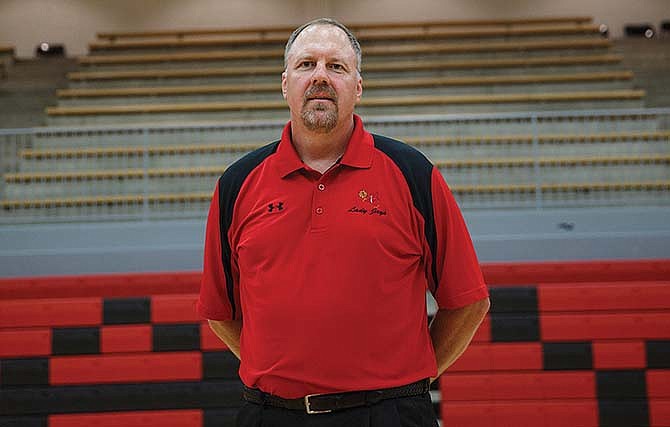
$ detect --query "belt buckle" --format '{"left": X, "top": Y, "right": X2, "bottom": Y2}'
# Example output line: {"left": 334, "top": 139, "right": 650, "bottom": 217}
{"left": 304, "top": 393, "right": 333, "bottom": 414}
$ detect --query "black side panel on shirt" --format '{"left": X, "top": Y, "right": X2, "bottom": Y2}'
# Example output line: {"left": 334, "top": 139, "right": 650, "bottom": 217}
{"left": 372, "top": 134, "right": 439, "bottom": 291}
{"left": 217, "top": 141, "right": 280, "bottom": 320}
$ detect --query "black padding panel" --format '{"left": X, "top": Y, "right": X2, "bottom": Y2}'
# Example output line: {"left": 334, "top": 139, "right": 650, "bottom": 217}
{"left": 103, "top": 297, "right": 150, "bottom": 325}
{"left": 597, "top": 371, "right": 649, "bottom": 426}
{"left": 0, "top": 381, "right": 244, "bottom": 416}
{"left": 543, "top": 342, "right": 593, "bottom": 370}
{"left": 490, "top": 313, "right": 540, "bottom": 342}
{"left": 489, "top": 286, "right": 538, "bottom": 314}
{"left": 598, "top": 400, "right": 649, "bottom": 427}
{"left": 52, "top": 327, "right": 100, "bottom": 355}
{"left": 597, "top": 370, "right": 647, "bottom": 400}
{"left": 153, "top": 324, "right": 200, "bottom": 352}
{"left": 646, "top": 340, "right": 670, "bottom": 368}
{"left": 0, "top": 358, "right": 49, "bottom": 387}
{"left": 0, "top": 416, "right": 47, "bottom": 427}
{"left": 203, "top": 351, "right": 241, "bottom": 380}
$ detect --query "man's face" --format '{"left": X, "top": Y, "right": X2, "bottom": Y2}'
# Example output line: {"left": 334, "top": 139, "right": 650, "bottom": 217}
{"left": 282, "top": 24, "right": 362, "bottom": 133}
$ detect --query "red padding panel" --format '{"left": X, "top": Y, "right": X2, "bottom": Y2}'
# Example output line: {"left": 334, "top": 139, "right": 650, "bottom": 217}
{"left": 101, "top": 325, "right": 152, "bottom": 354}
{"left": 541, "top": 313, "right": 670, "bottom": 341}
{"left": 441, "top": 400, "right": 599, "bottom": 427}
{"left": 0, "top": 298, "right": 102, "bottom": 328}
{"left": 448, "top": 343, "right": 542, "bottom": 373}
{"left": 471, "top": 316, "right": 491, "bottom": 342}
{"left": 539, "top": 282, "right": 670, "bottom": 312}
{"left": 650, "top": 399, "right": 670, "bottom": 427}
{"left": 151, "top": 294, "right": 199, "bottom": 323}
{"left": 592, "top": 340, "right": 646, "bottom": 370}
{"left": 200, "top": 322, "right": 228, "bottom": 351}
{"left": 0, "top": 328, "right": 51, "bottom": 357}
{"left": 0, "top": 272, "right": 201, "bottom": 299}
{"left": 483, "top": 259, "right": 670, "bottom": 285}
{"left": 647, "top": 370, "right": 670, "bottom": 398}
{"left": 50, "top": 352, "right": 202, "bottom": 385}
{"left": 2, "top": 259, "right": 667, "bottom": 300}
{"left": 49, "top": 409, "right": 203, "bottom": 427}
{"left": 440, "top": 371, "right": 595, "bottom": 401}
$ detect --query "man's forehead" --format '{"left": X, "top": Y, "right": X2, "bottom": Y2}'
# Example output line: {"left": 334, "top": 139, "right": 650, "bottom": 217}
{"left": 288, "top": 24, "right": 355, "bottom": 58}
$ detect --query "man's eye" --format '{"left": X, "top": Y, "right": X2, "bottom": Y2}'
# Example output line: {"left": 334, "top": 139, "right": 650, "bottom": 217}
{"left": 329, "top": 64, "right": 344, "bottom": 71}
{"left": 298, "top": 61, "right": 314, "bottom": 69}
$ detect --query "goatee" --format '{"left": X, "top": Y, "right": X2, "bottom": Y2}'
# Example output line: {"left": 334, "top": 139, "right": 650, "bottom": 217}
{"left": 301, "top": 83, "right": 338, "bottom": 133}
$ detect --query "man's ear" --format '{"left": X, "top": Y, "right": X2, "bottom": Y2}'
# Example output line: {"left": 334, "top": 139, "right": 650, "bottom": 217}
{"left": 355, "top": 75, "right": 363, "bottom": 103}
{"left": 281, "top": 71, "right": 288, "bottom": 99}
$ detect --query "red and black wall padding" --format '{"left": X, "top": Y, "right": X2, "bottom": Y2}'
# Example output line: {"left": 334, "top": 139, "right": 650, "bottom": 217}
{"left": 1, "top": 260, "right": 669, "bottom": 427}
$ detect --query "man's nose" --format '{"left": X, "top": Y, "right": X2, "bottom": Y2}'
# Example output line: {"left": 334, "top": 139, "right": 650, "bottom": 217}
{"left": 311, "top": 61, "right": 329, "bottom": 84}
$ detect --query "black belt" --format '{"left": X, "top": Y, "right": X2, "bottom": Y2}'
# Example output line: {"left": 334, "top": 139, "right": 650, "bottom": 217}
{"left": 243, "top": 379, "right": 430, "bottom": 414}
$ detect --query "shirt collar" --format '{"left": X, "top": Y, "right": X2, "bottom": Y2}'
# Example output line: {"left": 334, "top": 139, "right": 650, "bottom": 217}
{"left": 275, "top": 114, "right": 374, "bottom": 178}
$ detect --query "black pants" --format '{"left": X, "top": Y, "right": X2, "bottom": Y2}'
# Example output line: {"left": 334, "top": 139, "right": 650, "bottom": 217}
{"left": 236, "top": 392, "right": 439, "bottom": 427}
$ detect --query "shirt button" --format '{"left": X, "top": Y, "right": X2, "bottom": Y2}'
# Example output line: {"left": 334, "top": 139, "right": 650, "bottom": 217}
{"left": 317, "top": 183, "right": 326, "bottom": 191}
{"left": 315, "top": 207, "right": 324, "bottom": 215}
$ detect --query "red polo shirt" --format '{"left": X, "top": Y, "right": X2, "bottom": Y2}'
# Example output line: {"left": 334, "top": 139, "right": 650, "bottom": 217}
{"left": 198, "top": 115, "right": 488, "bottom": 398}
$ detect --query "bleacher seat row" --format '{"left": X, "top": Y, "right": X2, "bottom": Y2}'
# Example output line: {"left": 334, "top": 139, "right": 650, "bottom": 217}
{"left": 57, "top": 71, "right": 635, "bottom": 104}
{"left": 94, "top": 17, "right": 594, "bottom": 42}
{"left": 76, "top": 39, "right": 614, "bottom": 70}
{"left": 70, "top": 55, "right": 625, "bottom": 82}
{"left": 86, "top": 28, "right": 607, "bottom": 55}
{"left": 1, "top": 260, "right": 669, "bottom": 427}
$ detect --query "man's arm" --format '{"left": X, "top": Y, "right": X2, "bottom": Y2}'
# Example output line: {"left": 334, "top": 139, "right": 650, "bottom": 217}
{"left": 429, "top": 297, "right": 490, "bottom": 380}
{"left": 208, "top": 319, "right": 243, "bottom": 360}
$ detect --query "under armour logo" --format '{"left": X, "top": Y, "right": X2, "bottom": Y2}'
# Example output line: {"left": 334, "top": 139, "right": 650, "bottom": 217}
{"left": 268, "top": 202, "right": 284, "bottom": 213}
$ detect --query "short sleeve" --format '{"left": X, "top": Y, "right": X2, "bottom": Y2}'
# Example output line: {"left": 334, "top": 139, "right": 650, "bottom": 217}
{"left": 196, "top": 181, "right": 238, "bottom": 321}
{"left": 429, "top": 167, "right": 489, "bottom": 309}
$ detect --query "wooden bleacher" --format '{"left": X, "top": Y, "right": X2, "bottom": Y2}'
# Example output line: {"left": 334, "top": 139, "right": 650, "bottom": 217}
{"left": 87, "top": 25, "right": 603, "bottom": 53}
{"left": 1, "top": 259, "right": 669, "bottom": 426}
{"left": 48, "top": 17, "right": 633, "bottom": 124}
{"left": 69, "top": 55, "right": 626, "bottom": 88}
{"left": 79, "top": 39, "right": 612, "bottom": 66}
{"left": 74, "top": 53, "right": 624, "bottom": 74}
{"left": 57, "top": 71, "right": 635, "bottom": 104}
{"left": 95, "top": 17, "right": 594, "bottom": 41}
{"left": 49, "top": 91, "right": 645, "bottom": 116}
{"left": 13, "top": 130, "right": 668, "bottom": 189}
{"left": 6, "top": 155, "right": 668, "bottom": 184}
{"left": 18, "top": 131, "right": 670, "bottom": 162}
{"left": 3, "top": 181, "right": 669, "bottom": 213}
{"left": 46, "top": 90, "right": 646, "bottom": 125}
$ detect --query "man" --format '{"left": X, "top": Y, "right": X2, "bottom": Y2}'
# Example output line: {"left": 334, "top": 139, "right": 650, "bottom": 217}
{"left": 197, "top": 18, "right": 490, "bottom": 427}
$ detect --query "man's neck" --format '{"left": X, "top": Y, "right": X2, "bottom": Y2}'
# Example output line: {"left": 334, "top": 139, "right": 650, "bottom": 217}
{"left": 291, "top": 117, "right": 355, "bottom": 174}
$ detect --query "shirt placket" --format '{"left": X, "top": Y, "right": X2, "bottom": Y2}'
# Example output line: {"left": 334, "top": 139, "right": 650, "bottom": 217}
{"left": 310, "top": 168, "right": 337, "bottom": 232}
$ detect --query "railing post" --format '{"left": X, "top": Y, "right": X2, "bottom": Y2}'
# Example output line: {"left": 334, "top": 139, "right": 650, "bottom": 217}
{"left": 142, "top": 127, "right": 149, "bottom": 221}
{"left": 531, "top": 114, "right": 542, "bottom": 210}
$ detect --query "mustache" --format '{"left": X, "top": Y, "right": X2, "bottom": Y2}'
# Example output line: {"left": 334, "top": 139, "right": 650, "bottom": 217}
{"left": 303, "top": 83, "right": 337, "bottom": 102}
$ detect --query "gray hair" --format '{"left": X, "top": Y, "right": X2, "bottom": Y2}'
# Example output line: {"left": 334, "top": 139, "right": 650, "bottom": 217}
{"left": 284, "top": 18, "right": 362, "bottom": 74}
